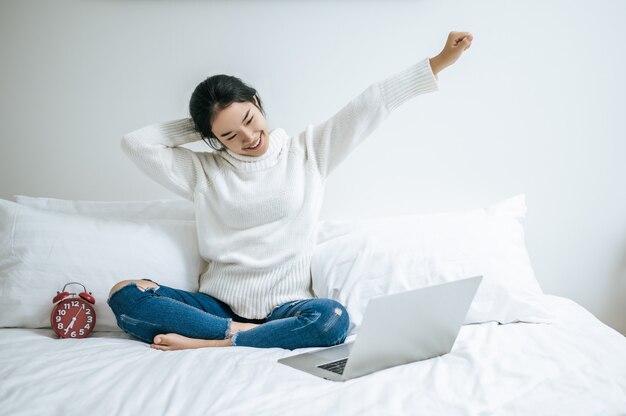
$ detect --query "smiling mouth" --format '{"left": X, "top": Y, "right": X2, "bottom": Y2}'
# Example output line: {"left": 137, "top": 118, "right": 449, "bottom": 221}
{"left": 246, "top": 133, "right": 263, "bottom": 150}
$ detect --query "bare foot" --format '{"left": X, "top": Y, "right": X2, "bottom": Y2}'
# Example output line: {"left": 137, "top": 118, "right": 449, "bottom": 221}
{"left": 150, "top": 333, "right": 231, "bottom": 351}
{"left": 151, "top": 321, "right": 263, "bottom": 351}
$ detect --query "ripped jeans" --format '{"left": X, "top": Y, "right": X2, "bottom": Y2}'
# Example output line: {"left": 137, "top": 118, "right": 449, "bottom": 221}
{"left": 106, "top": 279, "right": 350, "bottom": 350}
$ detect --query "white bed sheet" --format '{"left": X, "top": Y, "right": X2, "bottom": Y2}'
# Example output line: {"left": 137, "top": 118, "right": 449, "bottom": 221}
{"left": 1, "top": 294, "right": 625, "bottom": 416}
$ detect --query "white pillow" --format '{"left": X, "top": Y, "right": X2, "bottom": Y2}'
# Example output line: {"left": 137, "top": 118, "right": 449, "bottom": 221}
{"left": 0, "top": 199, "right": 205, "bottom": 331}
{"left": 311, "top": 194, "right": 554, "bottom": 336}
{"left": 13, "top": 194, "right": 195, "bottom": 221}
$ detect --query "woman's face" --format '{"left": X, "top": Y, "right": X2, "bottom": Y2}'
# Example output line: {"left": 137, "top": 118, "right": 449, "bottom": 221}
{"left": 211, "top": 96, "right": 269, "bottom": 156}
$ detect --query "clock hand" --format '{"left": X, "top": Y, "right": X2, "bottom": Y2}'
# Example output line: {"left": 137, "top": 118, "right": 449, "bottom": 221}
{"left": 63, "top": 308, "right": 82, "bottom": 334}
{"left": 64, "top": 318, "right": 75, "bottom": 334}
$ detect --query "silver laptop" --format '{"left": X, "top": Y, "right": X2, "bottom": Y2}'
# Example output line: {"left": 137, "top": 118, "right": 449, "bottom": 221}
{"left": 278, "top": 275, "right": 482, "bottom": 381}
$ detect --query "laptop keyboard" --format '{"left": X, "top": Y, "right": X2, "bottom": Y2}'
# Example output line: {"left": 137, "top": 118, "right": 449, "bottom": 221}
{"left": 318, "top": 358, "right": 348, "bottom": 375}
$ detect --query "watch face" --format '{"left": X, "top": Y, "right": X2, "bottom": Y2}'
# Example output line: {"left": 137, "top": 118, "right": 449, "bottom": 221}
{"left": 51, "top": 298, "right": 96, "bottom": 338}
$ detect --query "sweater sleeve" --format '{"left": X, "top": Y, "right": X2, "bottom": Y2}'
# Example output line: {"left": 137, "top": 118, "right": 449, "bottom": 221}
{"left": 305, "top": 57, "right": 439, "bottom": 178}
{"left": 120, "top": 118, "right": 207, "bottom": 201}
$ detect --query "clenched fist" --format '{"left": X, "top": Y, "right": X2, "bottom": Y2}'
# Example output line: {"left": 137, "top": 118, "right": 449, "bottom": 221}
{"left": 429, "top": 31, "right": 474, "bottom": 76}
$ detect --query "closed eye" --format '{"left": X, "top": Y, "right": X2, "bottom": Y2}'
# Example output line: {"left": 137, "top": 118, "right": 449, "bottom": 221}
{"left": 227, "top": 116, "right": 254, "bottom": 141}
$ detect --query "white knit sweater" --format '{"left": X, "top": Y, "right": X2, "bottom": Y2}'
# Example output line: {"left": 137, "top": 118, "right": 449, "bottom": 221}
{"left": 121, "top": 57, "right": 439, "bottom": 318}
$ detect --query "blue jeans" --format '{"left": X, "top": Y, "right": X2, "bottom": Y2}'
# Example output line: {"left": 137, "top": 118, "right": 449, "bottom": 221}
{"left": 106, "top": 279, "right": 350, "bottom": 350}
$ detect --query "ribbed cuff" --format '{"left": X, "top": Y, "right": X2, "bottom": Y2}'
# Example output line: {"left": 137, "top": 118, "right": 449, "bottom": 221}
{"left": 123, "top": 118, "right": 203, "bottom": 147}
{"left": 159, "top": 118, "right": 203, "bottom": 146}
{"left": 379, "top": 57, "right": 440, "bottom": 112}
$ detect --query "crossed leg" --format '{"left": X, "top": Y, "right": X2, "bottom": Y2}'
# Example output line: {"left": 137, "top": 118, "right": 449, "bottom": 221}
{"left": 108, "top": 279, "right": 260, "bottom": 351}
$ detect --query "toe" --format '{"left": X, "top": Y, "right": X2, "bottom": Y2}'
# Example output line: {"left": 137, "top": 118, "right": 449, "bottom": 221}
{"left": 151, "top": 343, "right": 167, "bottom": 351}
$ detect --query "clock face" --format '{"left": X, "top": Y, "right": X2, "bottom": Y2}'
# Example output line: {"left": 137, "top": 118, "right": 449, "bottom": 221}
{"left": 51, "top": 298, "right": 96, "bottom": 338}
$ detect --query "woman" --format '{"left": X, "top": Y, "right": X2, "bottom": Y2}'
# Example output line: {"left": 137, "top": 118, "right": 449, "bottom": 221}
{"left": 107, "top": 31, "right": 473, "bottom": 351}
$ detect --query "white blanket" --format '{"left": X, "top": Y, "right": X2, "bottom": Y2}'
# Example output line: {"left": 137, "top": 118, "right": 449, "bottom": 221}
{"left": 1, "top": 295, "right": 625, "bottom": 415}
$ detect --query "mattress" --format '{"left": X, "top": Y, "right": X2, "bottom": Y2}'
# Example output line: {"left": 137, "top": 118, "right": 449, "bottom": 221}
{"left": 1, "top": 294, "right": 625, "bottom": 415}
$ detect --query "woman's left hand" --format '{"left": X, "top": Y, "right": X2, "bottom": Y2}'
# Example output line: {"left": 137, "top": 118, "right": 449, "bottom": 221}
{"left": 429, "top": 31, "right": 474, "bottom": 75}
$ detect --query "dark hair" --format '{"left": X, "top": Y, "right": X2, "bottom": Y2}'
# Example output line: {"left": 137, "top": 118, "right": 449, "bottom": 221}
{"left": 189, "top": 74, "right": 266, "bottom": 151}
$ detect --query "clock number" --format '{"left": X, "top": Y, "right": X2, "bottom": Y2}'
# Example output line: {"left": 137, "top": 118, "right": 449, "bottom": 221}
{"left": 57, "top": 310, "right": 66, "bottom": 315}
{"left": 79, "top": 329, "right": 85, "bottom": 336}
{"left": 85, "top": 324, "right": 91, "bottom": 330}
{"left": 70, "top": 331, "right": 76, "bottom": 337}
{"left": 57, "top": 323, "right": 63, "bottom": 329}
{"left": 87, "top": 316, "right": 93, "bottom": 323}
{"left": 55, "top": 316, "right": 61, "bottom": 323}
{"left": 71, "top": 301, "right": 79, "bottom": 307}
{"left": 85, "top": 309, "right": 91, "bottom": 315}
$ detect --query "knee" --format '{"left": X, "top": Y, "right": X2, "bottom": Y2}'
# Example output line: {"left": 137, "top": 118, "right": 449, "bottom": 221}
{"left": 108, "top": 279, "right": 158, "bottom": 300}
{"left": 316, "top": 300, "right": 350, "bottom": 346}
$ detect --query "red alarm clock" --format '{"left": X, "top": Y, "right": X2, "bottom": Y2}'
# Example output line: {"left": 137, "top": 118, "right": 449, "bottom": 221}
{"left": 51, "top": 282, "right": 97, "bottom": 339}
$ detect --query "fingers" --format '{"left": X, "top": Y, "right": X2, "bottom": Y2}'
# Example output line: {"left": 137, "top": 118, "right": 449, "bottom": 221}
{"left": 436, "top": 31, "right": 474, "bottom": 68}
{"left": 449, "top": 31, "right": 473, "bottom": 40}
{"left": 448, "top": 31, "right": 474, "bottom": 48}
{"left": 460, "top": 36, "right": 472, "bottom": 51}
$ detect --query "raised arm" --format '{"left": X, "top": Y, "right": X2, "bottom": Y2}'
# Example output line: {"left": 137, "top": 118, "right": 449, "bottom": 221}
{"left": 120, "top": 118, "right": 207, "bottom": 202}
{"left": 303, "top": 57, "right": 439, "bottom": 178}
{"left": 303, "top": 31, "right": 473, "bottom": 178}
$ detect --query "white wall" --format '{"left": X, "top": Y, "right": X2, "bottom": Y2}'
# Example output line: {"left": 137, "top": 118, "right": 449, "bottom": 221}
{"left": 1, "top": 0, "right": 625, "bottom": 334}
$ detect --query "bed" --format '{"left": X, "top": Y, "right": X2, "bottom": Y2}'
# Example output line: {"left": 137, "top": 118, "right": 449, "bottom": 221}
{"left": 1, "top": 194, "right": 625, "bottom": 415}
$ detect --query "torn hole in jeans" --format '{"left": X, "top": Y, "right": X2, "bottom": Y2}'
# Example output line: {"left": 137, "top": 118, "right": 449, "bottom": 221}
{"left": 322, "top": 308, "right": 343, "bottom": 332}
{"left": 137, "top": 283, "right": 160, "bottom": 292}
